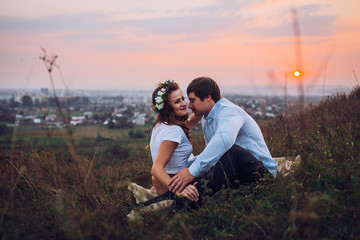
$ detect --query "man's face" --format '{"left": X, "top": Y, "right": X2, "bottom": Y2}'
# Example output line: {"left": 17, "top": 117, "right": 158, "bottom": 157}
{"left": 188, "top": 92, "right": 211, "bottom": 116}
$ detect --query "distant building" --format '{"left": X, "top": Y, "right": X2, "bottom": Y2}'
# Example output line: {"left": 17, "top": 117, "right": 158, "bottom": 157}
{"left": 103, "top": 119, "right": 110, "bottom": 125}
{"left": 70, "top": 116, "right": 85, "bottom": 126}
{"left": 133, "top": 114, "right": 146, "bottom": 125}
{"left": 265, "top": 112, "right": 276, "bottom": 118}
{"left": 41, "top": 88, "right": 49, "bottom": 95}
{"left": 46, "top": 114, "right": 58, "bottom": 122}
{"left": 33, "top": 118, "right": 43, "bottom": 124}
{"left": 0, "top": 94, "right": 13, "bottom": 101}
{"left": 83, "top": 111, "right": 94, "bottom": 119}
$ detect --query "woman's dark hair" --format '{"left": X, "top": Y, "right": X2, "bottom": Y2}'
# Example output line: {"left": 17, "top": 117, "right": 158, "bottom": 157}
{"left": 187, "top": 76, "right": 221, "bottom": 102}
{"left": 151, "top": 80, "right": 191, "bottom": 141}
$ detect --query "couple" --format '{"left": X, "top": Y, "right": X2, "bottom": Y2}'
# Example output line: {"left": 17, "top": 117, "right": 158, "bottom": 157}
{"left": 130, "top": 77, "right": 277, "bottom": 212}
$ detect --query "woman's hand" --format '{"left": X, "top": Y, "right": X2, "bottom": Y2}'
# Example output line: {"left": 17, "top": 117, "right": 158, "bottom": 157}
{"left": 187, "top": 113, "right": 202, "bottom": 128}
{"left": 176, "top": 182, "right": 199, "bottom": 202}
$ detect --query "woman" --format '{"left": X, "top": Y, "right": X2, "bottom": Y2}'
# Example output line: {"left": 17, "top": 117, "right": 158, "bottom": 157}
{"left": 148, "top": 80, "right": 199, "bottom": 202}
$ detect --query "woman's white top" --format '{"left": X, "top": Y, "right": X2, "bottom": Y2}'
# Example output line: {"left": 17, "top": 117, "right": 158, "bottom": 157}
{"left": 150, "top": 122, "right": 193, "bottom": 174}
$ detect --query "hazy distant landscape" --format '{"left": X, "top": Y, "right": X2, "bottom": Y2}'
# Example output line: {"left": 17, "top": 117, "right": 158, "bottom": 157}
{"left": 1, "top": 84, "right": 359, "bottom": 239}
{"left": 0, "top": 84, "right": 353, "bottom": 97}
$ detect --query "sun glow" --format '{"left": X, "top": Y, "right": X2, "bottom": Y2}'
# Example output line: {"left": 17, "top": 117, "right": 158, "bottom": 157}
{"left": 293, "top": 70, "right": 301, "bottom": 77}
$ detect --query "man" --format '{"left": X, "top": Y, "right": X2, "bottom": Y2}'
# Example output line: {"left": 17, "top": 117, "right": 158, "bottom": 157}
{"left": 168, "top": 77, "right": 277, "bottom": 194}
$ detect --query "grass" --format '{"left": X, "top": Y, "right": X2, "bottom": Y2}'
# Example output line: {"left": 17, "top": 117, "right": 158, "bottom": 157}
{"left": 1, "top": 86, "right": 360, "bottom": 239}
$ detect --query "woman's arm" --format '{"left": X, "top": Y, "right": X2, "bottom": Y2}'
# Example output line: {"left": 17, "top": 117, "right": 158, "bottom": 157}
{"left": 151, "top": 140, "right": 178, "bottom": 194}
{"left": 151, "top": 140, "right": 200, "bottom": 201}
{"left": 151, "top": 176, "right": 168, "bottom": 194}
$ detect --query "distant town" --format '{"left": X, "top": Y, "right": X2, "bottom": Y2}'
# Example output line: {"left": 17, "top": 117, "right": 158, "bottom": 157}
{"left": 0, "top": 86, "right": 336, "bottom": 129}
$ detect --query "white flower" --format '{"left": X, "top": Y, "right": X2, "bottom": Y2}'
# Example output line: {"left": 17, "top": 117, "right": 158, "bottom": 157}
{"left": 157, "top": 91, "right": 164, "bottom": 96}
{"left": 155, "top": 102, "right": 164, "bottom": 110}
{"left": 155, "top": 96, "right": 163, "bottom": 103}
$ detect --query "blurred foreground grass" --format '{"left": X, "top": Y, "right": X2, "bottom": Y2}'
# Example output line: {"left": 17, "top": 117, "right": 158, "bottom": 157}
{"left": 1, "top": 87, "right": 359, "bottom": 240}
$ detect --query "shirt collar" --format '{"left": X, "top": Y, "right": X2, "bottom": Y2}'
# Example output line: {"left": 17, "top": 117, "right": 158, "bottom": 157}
{"left": 204, "top": 98, "right": 223, "bottom": 121}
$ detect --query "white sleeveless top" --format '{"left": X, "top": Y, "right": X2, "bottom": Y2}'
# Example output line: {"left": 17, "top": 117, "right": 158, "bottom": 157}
{"left": 150, "top": 123, "right": 193, "bottom": 174}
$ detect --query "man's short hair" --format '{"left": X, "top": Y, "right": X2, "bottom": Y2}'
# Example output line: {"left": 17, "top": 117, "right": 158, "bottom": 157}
{"left": 187, "top": 77, "right": 221, "bottom": 102}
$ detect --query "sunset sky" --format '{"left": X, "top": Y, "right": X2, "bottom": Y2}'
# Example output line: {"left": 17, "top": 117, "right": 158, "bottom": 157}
{"left": 0, "top": 0, "right": 359, "bottom": 91}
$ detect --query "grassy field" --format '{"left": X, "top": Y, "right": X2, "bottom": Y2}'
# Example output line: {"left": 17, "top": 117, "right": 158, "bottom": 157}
{"left": 1, "top": 86, "right": 359, "bottom": 239}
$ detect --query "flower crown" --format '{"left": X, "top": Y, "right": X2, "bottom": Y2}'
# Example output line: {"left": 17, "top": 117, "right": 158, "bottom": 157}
{"left": 153, "top": 80, "right": 172, "bottom": 113}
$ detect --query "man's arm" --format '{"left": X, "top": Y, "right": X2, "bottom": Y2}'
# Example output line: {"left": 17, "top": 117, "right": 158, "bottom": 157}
{"left": 190, "top": 107, "right": 244, "bottom": 176}
{"left": 169, "top": 107, "right": 244, "bottom": 192}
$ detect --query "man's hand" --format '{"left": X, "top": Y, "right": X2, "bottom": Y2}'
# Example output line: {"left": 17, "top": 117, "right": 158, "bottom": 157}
{"left": 168, "top": 168, "right": 195, "bottom": 193}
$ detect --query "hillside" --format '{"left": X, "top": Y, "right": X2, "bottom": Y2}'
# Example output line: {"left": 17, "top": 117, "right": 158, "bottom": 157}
{"left": 1, "top": 86, "right": 359, "bottom": 240}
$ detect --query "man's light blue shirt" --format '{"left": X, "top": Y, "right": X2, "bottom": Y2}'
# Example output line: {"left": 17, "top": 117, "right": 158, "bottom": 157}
{"left": 188, "top": 98, "right": 278, "bottom": 177}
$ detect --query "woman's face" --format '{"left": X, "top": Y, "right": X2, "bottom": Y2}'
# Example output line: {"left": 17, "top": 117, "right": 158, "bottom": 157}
{"left": 168, "top": 89, "right": 188, "bottom": 117}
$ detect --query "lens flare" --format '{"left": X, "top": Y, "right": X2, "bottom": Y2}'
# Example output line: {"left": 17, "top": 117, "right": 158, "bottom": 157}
{"left": 293, "top": 70, "right": 301, "bottom": 77}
